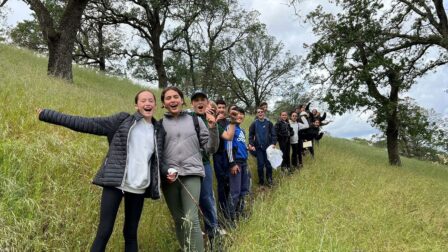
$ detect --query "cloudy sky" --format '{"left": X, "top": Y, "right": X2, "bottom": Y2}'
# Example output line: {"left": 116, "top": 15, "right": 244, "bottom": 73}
{"left": 4, "top": 0, "right": 447, "bottom": 139}
{"left": 241, "top": 0, "right": 448, "bottom": 139}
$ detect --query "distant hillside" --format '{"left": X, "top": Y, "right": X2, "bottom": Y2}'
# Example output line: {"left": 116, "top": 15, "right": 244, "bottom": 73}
{"left": 1, "top": 44, "right": 447, "bottom": 251}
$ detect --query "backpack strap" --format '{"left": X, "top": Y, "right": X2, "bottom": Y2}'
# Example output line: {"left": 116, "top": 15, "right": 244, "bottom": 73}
{"left": 162, "top": 114, "right": 202, "bottom": 149}
{"left": 192, "top": 114, "right": 201, "bottom": 144}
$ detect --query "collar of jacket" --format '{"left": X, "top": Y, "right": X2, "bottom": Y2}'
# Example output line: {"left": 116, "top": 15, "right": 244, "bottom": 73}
{"left": 163, "top": 111, "right": 189, "bottom": 118}
{"left": 133, "top": 112, "right": 158, "bottom": 125}
{"left": 133, "top": 111, "right": 144, "bottom": 121}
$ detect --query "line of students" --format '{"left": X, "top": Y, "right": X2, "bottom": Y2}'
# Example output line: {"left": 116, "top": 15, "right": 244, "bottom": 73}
{"left": 37, "top": 87, "right": 325, "bottom": 251}
{"left": 38, "top": 88, "right": 246, "bottom": 251}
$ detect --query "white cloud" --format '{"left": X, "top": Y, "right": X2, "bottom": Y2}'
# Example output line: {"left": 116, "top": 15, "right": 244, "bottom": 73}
{"left": 323, "top": 112, "right": 380, "bottom": 139}
{"left": 406, "top": 65, "right": 448, "bottom": 115}
{"left": 4, "top": 0, "right": 32, "bottom": 26}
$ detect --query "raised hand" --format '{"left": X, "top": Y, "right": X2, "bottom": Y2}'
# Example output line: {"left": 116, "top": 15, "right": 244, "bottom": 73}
{"left": 205, "top": 108, "right": 217, "bottom": 128}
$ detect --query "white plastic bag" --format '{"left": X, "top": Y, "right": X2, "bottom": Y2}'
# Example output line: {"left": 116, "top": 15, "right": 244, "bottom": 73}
{"left": 266, "top": 145, "right": 283, "bottom": 169}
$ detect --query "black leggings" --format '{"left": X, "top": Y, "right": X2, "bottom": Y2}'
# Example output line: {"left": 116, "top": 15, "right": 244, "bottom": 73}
{"left": 278, "top": 137, "right": 291, "bottom": 168}
{"left": 91, "top": 187, "right": 145, "bottom": 252}
{"left": 291, "top": 142, "right": 303, "bottom": 166}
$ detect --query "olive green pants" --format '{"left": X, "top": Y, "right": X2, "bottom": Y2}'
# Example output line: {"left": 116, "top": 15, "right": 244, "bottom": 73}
{"left": 163, "top": 176, "right": 204, "bottom": 252}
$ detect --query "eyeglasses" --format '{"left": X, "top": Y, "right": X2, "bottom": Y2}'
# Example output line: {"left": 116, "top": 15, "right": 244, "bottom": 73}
{"left": 257, "top": 111, "right": 264, "bottom": 114}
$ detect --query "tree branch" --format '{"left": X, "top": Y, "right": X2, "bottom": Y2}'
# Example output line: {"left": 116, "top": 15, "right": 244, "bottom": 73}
{"left": 0, "top": 0, "right": 8, "bottom": 8}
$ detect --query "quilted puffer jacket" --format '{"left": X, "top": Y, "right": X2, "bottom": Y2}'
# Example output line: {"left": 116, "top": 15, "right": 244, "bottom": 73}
{"left": 39, "top": 109, "right": 164, "bottom": 199}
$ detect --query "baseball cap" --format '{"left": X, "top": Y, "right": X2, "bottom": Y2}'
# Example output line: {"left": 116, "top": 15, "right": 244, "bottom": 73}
{"left": 191, "top": 90, "right": 208, "bottom": 100}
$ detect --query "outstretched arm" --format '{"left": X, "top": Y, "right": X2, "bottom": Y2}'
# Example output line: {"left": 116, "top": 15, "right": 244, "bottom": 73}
{"left": 38, "top": 109, "right": 129, "bottom": 136}
{"left": 298, "top": 116, "right": 309, "bottom": 130}
{"left": 320, "top": 112, "right": 327, "bottom": 121}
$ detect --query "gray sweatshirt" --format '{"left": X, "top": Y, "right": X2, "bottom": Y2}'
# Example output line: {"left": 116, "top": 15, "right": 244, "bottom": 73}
{"left": 161, "top": 111, "right": 219, "bottom": 177}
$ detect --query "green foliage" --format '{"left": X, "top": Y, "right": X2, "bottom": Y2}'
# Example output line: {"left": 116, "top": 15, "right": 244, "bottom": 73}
{"left": 273, "top": 84, "right": 313, "bottom": 116}
{"left": 371, "top": 97, "right": 448, "bottom": 162}
{"left": 305, "top": 0, "right": 447, "bottom": 165}
{"left": 225, "top": 28, "right": 299, "bottom": 111}
{"left": 2, "top": 44, "right": 447, "bottom": 251}
{"left": 10, "top": 0, "right": 124, "bottom": 72}
{"left": 10, "top": 19, "right": 47, "bottom": 52}
{"left": 0, "top": 8, "right": 8, "bottom": 42}
{"left": 163, "top": 0, "right": 263, "bottom": 102}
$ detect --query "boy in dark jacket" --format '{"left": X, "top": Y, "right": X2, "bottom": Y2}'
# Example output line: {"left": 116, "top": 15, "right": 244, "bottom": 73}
{"left": 189, "top": 90, "right": 220, "bottom": 241}
{"left": 249, "top": 107, "right": 277, "bottom": 186}
{"left": 38, "top": 90, "right": 163, "bottom": 252}
{"left": 275, "top": 111, "right": 294, "bottom": 171}
{"left": 213, "top": 100, "right": 239, "bottom": 224}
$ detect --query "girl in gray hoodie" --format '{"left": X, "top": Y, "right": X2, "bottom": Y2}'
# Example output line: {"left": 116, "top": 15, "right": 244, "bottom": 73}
{"left": 160, "top": 87, "right": 218, "bottom": 252}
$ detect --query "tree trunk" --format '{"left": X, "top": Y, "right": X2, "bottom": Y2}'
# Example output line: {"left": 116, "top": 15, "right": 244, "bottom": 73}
{"left": 383, "top": 67, "right": 402, "bottom": 166}
{"left": 386, "top": 115, "right": 401, "bottom": 166}
{"left": 47, "top": 33, "right": 76, "bottom": 80}
{"left": 401, "top": 135, "right": 412, "bottom": 157}
{"left": 28, "top": 0, "right": 89, "bottom": 82}
{"left": 152, "top": 43, "right": 168, "bottom": 89}
{"left": 97, "top": 22, "right": 106, "bottom": 71}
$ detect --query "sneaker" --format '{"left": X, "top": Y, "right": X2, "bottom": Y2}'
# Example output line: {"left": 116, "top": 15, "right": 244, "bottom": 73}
{"left": 218, "top": 228, "right": 227, "bottom": 236}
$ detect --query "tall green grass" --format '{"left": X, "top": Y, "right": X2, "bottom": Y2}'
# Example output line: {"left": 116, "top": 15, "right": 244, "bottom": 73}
{"left": 1, "top": 44, "right": 447, "bottom": 251}
{"left": 230, "top": 138, "right": 448, "bottom": 251}
{"left": 0, "top": 44, "right": 177, "bottom": 251}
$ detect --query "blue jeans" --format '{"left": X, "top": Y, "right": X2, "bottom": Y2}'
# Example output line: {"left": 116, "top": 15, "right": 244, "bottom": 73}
{"left": 256, "top": 147, "right": 272, "bottom": 185}
{"left": 199, "top": 162, "right": 218, "bottom": 236}
{"left": 213, "top": 151, "right": 231, "bottom": 221}
{"left": 229, "top": 161, "right": 250, "bottom": 219}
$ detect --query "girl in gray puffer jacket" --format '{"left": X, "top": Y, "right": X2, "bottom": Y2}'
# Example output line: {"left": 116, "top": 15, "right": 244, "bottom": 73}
{"left": 38, "top": 90, "right": 163, "bottom": 252}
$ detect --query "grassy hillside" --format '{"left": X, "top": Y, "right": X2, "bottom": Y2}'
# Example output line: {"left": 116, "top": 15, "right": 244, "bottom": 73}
{"left": 0, "top": 44, "right": 177, "bottom": 251}
{"left": 229, "top": 137, "right": 448, "bottom": 251}
{"left": 1, "top": 44, "right": 448, "bottom": 251}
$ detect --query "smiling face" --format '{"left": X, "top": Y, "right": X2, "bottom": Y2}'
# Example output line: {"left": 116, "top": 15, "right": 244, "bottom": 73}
{"left": 135, "top": 91, "right": 156, "bottom": 121}
{"left": 256, "top": 108, "right": 265, "bottom": 120}
{"left": 217, "top": 104, "right": 226, "bottom": 116}
{"left": 280, "top": 112, "right": 288, "bottom": 121}
{"left": 191, "top": 96, "right": 209, "bottom": 115}
{"left": 290, "top": 112, "right": 298, "bottom": 122}
{"left": 236, "top": 111, "right": 245, "bottom": 124}
{"left": 163, "top": 89, "right": 183, "bottom": 115}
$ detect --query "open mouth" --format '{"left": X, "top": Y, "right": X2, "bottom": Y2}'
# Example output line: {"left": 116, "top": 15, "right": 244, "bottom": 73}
{"left": 198, "top": 105, "right": 204, "bottom": 110}
{"left": 143, "top": 107, "right": 152, "bottom": 112}
{"left": 169, "top": 103, "right": 178, "bottom": 109}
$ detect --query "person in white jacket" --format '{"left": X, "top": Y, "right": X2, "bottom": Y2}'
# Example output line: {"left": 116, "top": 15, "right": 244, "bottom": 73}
{"left": 289, "top": 111, "right": 309, "bottom": 170}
